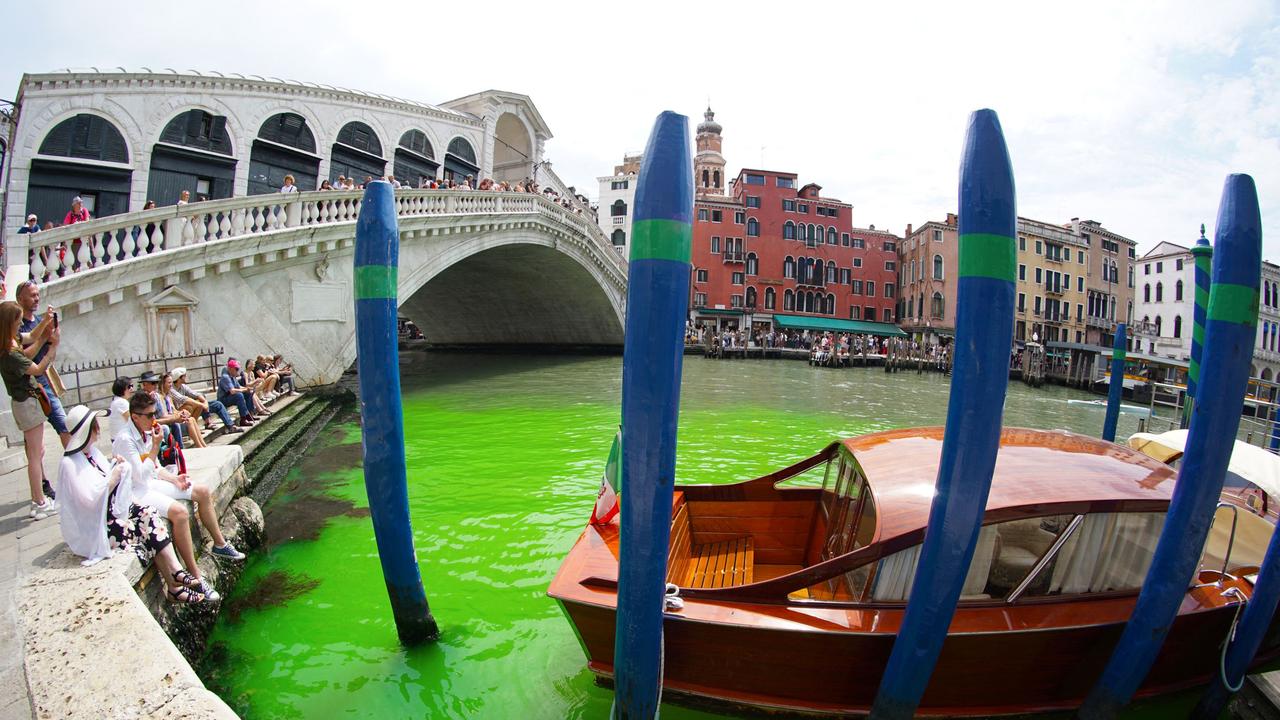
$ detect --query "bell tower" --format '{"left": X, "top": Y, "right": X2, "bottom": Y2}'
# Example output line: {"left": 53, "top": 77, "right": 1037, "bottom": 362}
{"left": 694, "top": 107, "right": 726, "bottom": 197}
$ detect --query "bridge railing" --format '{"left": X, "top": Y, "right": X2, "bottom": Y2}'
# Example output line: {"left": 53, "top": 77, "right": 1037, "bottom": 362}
{"left": 14, "top": 189, "right": 623, "bottom": 284}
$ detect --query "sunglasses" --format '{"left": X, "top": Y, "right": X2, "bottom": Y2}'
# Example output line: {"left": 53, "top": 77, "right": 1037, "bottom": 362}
{"left": 132, "top": 411, "right": 156, "bottom": 418}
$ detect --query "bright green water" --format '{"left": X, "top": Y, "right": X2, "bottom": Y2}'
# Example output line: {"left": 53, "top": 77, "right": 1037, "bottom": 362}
{"left": 201, "top": 354, "right": 1167, "bottom": 719}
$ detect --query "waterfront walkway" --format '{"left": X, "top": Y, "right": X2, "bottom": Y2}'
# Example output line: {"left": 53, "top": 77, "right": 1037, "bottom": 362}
{"left": 0, "top": 396, "right": 301, "bottom": 719}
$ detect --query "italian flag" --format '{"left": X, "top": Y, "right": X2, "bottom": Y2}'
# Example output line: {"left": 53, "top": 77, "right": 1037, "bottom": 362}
{"left": 589, "top": 429, "right": 622, "bottom": 525}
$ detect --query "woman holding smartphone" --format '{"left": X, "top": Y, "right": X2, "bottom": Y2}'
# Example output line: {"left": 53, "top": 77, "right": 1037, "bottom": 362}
{"left": 0, "top": 301, "right": 59, "bottom": 520}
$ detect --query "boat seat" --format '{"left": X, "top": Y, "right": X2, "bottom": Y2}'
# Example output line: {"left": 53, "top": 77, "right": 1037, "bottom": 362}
{"left": 687, "top": 537, "right": 755, "bottom": 589}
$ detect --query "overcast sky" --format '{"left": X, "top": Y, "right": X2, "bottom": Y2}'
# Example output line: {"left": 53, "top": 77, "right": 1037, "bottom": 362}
{"left": 6, "top": 1, "right": 1277, "bottom": 258}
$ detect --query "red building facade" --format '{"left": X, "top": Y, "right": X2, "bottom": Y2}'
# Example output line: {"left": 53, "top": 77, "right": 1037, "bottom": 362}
{"left": 686, "top": 109, "right": 899, "bottom": 332}
{"left": 689, "top": 168, "right": 899, "bottom": 330}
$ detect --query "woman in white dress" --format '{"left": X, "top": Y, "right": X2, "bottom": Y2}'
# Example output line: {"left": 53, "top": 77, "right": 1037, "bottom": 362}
{"left": 57, "top": 405, "right": 208, "bottom": 603}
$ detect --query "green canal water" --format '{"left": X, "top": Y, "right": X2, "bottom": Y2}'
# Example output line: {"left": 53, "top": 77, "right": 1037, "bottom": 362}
{"left": 201, "top": 353, "right": 1185, "bottom": 719}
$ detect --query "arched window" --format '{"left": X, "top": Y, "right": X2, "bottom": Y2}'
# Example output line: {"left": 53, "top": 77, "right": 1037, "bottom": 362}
{"left": 32, "top": 113, "right": 134, "bottom": 219}
{"left": 611, "top": 199, "right": 627, "bottom": 217}
{"left": 713, "top": 170, "right": 720, "bottom": 188}
{"left": 399, "top": 129, "right": 434, "bottom": 158}
{"left": 447, "top": 137, "right": 477, "bottom": 165}
{"left": 784, "top": 256, "right": 795, "bottom": 278}
{"left": 747, "top": 218, "right": 760, "bottom": 237}
{"left": 784, "top": 221, "right": 796, "bottom": 240}
{"left": 158, "top": 109, "right": 233, "bottom": 155}
{"left": 826, "top": 263, "right": 837, "bottom": 284}
{"left": 40, "top": 113, "right": 130, "bottom": 162}
{"left": 1144, "top": 284, "right": 1151, "bottom": 303}
{"left": 395, "top": 129, "right": 439, "bottom": 187}
{"left": 807, "top": 224, "right": 817, "bottom": 245}
{"left": 805, "top": 292, "right": 815, "bottom": 313}
{"left": 611, "top": 229, "right": 625, "bottom": 246}
{"left": 827, "top": 293, "right": 836, "bottom": 315}
{"left": 932, "top": 292, "right": 945, "bottom": 319}
{"left": 257, "top": 112, "right": 316, "bottom": 153}
{"left": 765, "top": 287, "right": 776, "bottom": 310}
{"left": 1173, "top": 315, "right": 1182, "bottom": 338}
{"left": 933, "top": 254, "right": 944, "bottom": 280}
{"left": 815, "top": 293, "right": 825, "bottom": 314}
{"left": 746, "top": 287, "right": 758, "bottom": 308}
{"left": 702, "top": 169, "right": 709, "bottom": 187}
{"left": 1155, "top": 316, "right": 1163, "bottom": 336}
{"left": 827, "top": 227, "right": 837, "bottom": 244}
{"left": 746, "top": 253, "right": 759, "bottom": 275}
{"left": 1175, "top": 279, "right": 1183, "bottom": 302}
{"left": 907, "top": 296, "right": 914, "bottom": 318}
{"left": 814, "top": 259, "right": 825, "bottom": 285}
{"left": 784, "top": 289, "right": 795, "bottom": 311}
{"left": 1155, "top": 282, "right": 1163, "bottom": 302}
{"left": 336, "top": 121, "right": 383, "bottom": 156}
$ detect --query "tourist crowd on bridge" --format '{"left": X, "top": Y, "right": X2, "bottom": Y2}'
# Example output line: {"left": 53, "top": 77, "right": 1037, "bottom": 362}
{"left": 0, "top": 278, "right": 304, "bottom": 604}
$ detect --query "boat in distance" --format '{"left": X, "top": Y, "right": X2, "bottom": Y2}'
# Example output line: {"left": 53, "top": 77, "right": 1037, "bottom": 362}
{"left": 547, "top": 426, "right": 1279, "bottom": 717}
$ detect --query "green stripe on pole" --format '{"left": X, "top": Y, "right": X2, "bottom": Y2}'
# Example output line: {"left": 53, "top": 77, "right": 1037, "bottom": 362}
{"left": 1189, "top": 358, "right": 1200, "bottom": 379}
{"left": 355, "top": 265, "right": 398, "bottom": 300}
{"left": 1207, "top": 283, "right": 1260, "bottom": 326}
{"left": 1114, "top": 347, "right": 1127, "bottom": 362}
{"left": 629, "top": 219, "right": 692, "bottom": 263}
{"left": 957, "top": 233, "right": 1016, "bottom": 282}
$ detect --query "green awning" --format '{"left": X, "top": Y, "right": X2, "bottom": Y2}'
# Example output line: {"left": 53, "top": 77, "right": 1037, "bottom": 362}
{"left": 771, "top": 314, "right": 907, "bottom": 337}
{"left": 694, "top": 308, "right": 744, "bottom": 316}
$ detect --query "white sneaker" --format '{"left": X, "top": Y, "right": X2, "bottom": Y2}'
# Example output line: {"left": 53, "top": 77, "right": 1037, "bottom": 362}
{"left": 30, "top": 498, "right": 57, "bottom": 520}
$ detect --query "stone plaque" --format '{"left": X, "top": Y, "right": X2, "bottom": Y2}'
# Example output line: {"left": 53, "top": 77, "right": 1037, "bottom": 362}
{"left": 291, "top": 281, "right": 350, "bottom": 323}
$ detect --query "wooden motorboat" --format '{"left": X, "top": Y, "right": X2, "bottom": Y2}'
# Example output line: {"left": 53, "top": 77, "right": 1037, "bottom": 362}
{"left": 548, "top": 427, "right": 1280, "bottom": 717}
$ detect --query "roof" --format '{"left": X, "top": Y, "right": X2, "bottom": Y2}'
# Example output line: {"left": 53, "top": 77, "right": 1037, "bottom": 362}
{"left": 772, "top": 315, "right": 907, "bottom": 336}
{"left": 843, "top": 427, "right": 1176, "bottom": 541}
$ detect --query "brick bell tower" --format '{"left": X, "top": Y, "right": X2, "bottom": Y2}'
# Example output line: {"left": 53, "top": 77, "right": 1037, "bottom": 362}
{"left": 694, "top": 106, "right": 726, "bottom": 197}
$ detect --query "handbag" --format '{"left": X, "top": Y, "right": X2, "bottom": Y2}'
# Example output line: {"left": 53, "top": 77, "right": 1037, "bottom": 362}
{"left": 33, "top": 384, "right": 52, "bottom": 416}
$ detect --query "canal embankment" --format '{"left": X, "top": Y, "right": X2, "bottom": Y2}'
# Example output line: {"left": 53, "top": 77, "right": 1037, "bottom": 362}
{"left": 2, "top": 387, "right": 343, "bottom": 720}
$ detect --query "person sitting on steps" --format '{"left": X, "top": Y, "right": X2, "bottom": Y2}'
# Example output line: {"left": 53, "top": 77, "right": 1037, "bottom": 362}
{"left": 170, "top": 367, "right": 241, "bottom": 435}
{"left": 113, "top": 392, "right": 245, "bottom": 603}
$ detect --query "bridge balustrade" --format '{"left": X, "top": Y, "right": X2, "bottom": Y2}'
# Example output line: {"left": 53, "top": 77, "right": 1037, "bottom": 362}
{"left": 13, "top": 189, "right": 619, "bottom": 285}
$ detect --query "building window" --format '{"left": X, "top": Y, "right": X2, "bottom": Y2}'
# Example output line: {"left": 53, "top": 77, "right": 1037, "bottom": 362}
{"left": 1077, "top": 303, "right": 1084, "bottom": 321}
{"left": 784, "top": 256, "right": 795, "bottom": 277}
{"left": 1079, "top": 252, "right": 1085, "bottom": 265}
{"left": 885, "top": 260, "right": 897, "bottom": 271}
{"left": 745, "top": 173, "right": 765, "bottom": 185}
{"left": 1064, "top": 249, "right": 1071, "bottom": 262}
{"left": 731, "top": 294, "right": 743, "bottom": 308}
{"left": 710, "top": 236, "right": 721, "bottom": 253}
{"left": 1175, "top": 279, "right": 1183, "bottom": 301}
{"left": 746, "top": 196, "right": 761, "bottom": 208}
{"left": 765, "top": 287, "right": 776, "bottom": 309}
{"left": 1035, "top": 268, "right": 1043, "bottom": 284}
{"left": 1156, "top": 261, "right": 1163, "bottom": 273}
{"left": 611, "top": 200, "right": 627, "bottom": 217}
{"left": 746, "top": 287, "right": 757, "bottom": 308}
{"left": 776, "top": 176, "right": 795, "bottom": 188}
{"left": 712, "top": 210, "right": 723, "bottom": 223}
{"left": 865, "top": 307, "right": 877, "bottom": 322}
{"left": 1155, "top": 316, "right": 1163, "bottom": 336}
{"left": 1019, "top": 237, "right": 1026, "bottom": 251}
{"left": 783, "top": 199, "right": 796, "bottom": 211}
{"left": 852, "top": 280, "right": 863, "bottom": 295}
{"left": 866, "top": 281, "right": 876, "bottom": 296}
{"left": 798, "top": 204, "right": 809, "bottom": 214}
{"left": 886, "top": 284, "right": 896, "bottom": 298}
{"left": 841, "top": 268, "right": 851, "bottom": 284}
{"left": 611, "top": 180, "right": 629, "bottom": 190}
{"left": 696, "top": 269, "right": 708, "bottom": 282}
{"left": 694, "top": 292, "right": 707, "bottom": 306}
{"left": 842, "top": 233, "right": 850, "bottom": 246}
{"left": 933, "top": 229, "right": 943, "bottom": 243}
{"left": 1143, "top": 263, "right": 1150, "bottom": 276}
{"left": 784, "top": 289, "right": 795, "bottom": 311}
{"left": 1035, "top": 240, "right": 1043, "bottom": 255}
{"left": 827, "top": 227, "right": 838, "bottom": 244}
{"left": 1018, "top": 293, "right": 1026, "bottom": 312}
{"left": 698, "top": 208, "right": 708, "bottom": 221}
{"left": 850, "top": 306, "right": 861, "bottom": 320}
{"left": 733, "top": 211, "right": 743, "bottom": 224}
{"left": 852, "top": 258, "right": 863, "bottom": 268}
{"left": 713, "top": 170, "right": 720, "bottom": 188}
{"left": 1156, "top": 282, "right": 1163, "bottom": 302}
{"left": 746, "top": 253, "right": 759, "bottom": 275}
{"left": 611, "top": 229, "right": 626, "bottom": 246}
{"left": 1019, "top": 264, "right": 1026, "bottom": 281}
{"left": 1128, "top": 265, "right": 1134, "bottom": 288}
{"left": 1034, "top": 296, "right": 1042, "bottom": 315}
{"left": 933, "top": 255, "right": 944, "bottom": 280}
{"left": 882, "top": 241, "right": 896, "bottom": 252}
{"left": 1176, "top": 258, "right": 1184, "bottom": 271}
{"left": 931, "top": 292, "right": 944, "bottom": 319}
{"left": 852, "top": 238, "right": 865, "bottom": 249}
{"left": 747, "top": 218, "right": 760, "bottom": 237}
{"left": 702, "top": 169, "right": 709, "bottom": 187}
{"left": 784, "top": 221, "right": 796, "bottom": 240}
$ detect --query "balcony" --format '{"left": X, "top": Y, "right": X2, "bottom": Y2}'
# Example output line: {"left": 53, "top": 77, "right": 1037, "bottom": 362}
{"left": 1086, "top": 315, "right": 1117, "bottom": 332}
{"left": 1045, "top": 284, "right": 1064, "bottom": 296}
{"left": 612, "top": 216, "right": 625, "bottom": 225}
{"left": 722, "top": 250, "right": 745, "bottom": 263}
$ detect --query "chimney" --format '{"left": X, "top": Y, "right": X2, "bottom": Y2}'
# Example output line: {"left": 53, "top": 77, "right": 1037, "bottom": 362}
{"left": 945, "top": 212, "right": 958, "bottom": 227}
{"left": 906, "top": 223, "right": 913, "bottom": 237}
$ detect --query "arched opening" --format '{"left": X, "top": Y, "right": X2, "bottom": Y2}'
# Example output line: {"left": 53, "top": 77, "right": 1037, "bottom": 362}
{"left": 826, "top": 293, "right": 835, "bottom": 315}
{"left": 827, "top": 227, "right": 837, "bottom": 244}
{"left": 747, "top": 218, "right": 760, "bottom": 237}
{"left": 933, "top": 254, "right": 944, "bottom": 280}
{"left": 765, "top": 287, "right": 776, "bottom": 310}
{"left": 805, "top": 291, "right": 815, "bottom": 313}
{"left": 746, "top": 287, "right": 758, "bottom": 308}
{"left": 395, "top": 130, "right": 439, "bottom": 188}
{"left": 784, "top": 256, "right": 795, "bottom": 278}
{"left": 1155, "top": 316, "right": 1163, "bottom": 336}
{"left": 746, "top": 253, "right": 759, "bottom": 276}
{"left": 610, "top": 229, "right": 625, "bottom": 247}
{"left": 1173, "top": 314, "right": 1182, "bottom": 338}
{"left": 932, "top": 291, "right": 944, "bottom": 319}
{"left": 611, "top": 199, "right": 627, "bottom": 217}
{"left": 784, "top": 289, "right": 795, "bottom": 311}
{"left": 702, "top": 169, "right": 709, "bottom": 188}
{"left": 1155, "top": 282, "right": 1164, "bottom": 302}
{"left": 1144, "top": 284, "right": 1150, "bottom": 303}
{"left": 493, "top": 113, "right": 533, "bottom": 183}
{"left": 249, "top": 112, "right": 319, "bottom": 195}
{"left": 331, "top": 121, "right": 386, "bottom": 185}
{"left": 713, "top": 169, "right": 720, "bottom": 188}
{"left": 397, "top": 244, "right": 622, "bottom": 348}
{"left": 1264, "top": 367, "right": 1274, "bottom": 382}
{"left": 1176, "top": 279, "right": 1184, "bottom": 302}
{"left": 784, "top": 221, "right": 796, "bottom": 240}
{"left": 28, "top": 113, "right": 132, "bottom": 221}
{"left": 444, "top": 137, "right": 479, "bottom": 182}
{"left": 147, "top": 109, "right": 235, "bottom": 205}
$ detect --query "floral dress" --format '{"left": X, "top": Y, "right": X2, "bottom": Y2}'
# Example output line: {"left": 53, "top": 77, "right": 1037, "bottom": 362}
{"left": 85, "top": 454, "right": 173, "bottom": 563}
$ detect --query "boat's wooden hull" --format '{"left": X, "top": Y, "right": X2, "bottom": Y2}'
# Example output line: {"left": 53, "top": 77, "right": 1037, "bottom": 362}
{"left": 557, "top": 596, "right": 1279, "bottom": 717}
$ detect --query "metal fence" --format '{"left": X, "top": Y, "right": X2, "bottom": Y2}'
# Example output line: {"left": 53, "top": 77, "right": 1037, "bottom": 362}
{"left": 58, "top": 347, "right": 224, "bottom": 410}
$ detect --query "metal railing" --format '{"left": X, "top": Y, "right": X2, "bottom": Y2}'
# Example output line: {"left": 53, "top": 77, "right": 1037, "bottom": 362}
{"left": 14, "top": 188, "right": 624, "bottom": 284}
{"left": 59, "top": 347, "right": 224, "bottom": 411}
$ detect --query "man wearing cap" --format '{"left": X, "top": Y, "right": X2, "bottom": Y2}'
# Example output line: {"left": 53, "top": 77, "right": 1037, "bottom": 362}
{"left": 63, "top": 197, "right": 90, "bottom": 226}
{"left": 170, "top": 367, "right": 241, "bottom": 435}
{"left": 114, "top": 392, "right": 245, "bottom": 586}
{"left": 217, "top": 358, "right": 255, "bottom": 427}
{"left": 17, "top": 214, "right": 40, "bottom": 234}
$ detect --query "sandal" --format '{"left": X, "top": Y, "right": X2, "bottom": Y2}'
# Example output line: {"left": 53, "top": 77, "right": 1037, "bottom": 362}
{"left": 167, "top": 586, "right": 206, "bottom": 604}
{"left": 173, "top": 570, "right": 202, "bottom": 589}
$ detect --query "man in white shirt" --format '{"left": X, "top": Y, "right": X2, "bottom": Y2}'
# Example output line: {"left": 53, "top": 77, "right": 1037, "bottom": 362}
{"left": 113, "top": 392, "right": 244, "bottom": 601}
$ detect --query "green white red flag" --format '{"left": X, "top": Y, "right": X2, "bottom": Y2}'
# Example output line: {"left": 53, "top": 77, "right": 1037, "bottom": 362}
{"left": 589, "top": 429, "right": 622, "bottom": 525}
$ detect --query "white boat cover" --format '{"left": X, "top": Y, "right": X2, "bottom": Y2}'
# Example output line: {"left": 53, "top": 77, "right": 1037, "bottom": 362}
{"left": 1127, "top": 429, "right": 1280, "bottom": 500}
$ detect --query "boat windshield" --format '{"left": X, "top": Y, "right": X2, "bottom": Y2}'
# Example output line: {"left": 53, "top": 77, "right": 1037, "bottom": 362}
{"left": 808, "top": 451, "right": 877, "bottom": 599}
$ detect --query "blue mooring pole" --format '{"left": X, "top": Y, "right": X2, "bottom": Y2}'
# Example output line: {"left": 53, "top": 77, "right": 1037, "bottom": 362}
{"left": 353, "top": 181, "right": 439, "bottom": 645}
{"left": 1079, "top": 174, "right": 1261, "bottom": 718}
{"left": 869, "top": 109, "right": 1017, "bottom": 719}
{"left": 612, "top": 111, "right": 693, "bottom": 720}
{"left": 1101, "top": 324, "right": 1127, "bottom": 443}
{"left": 1183, "top": 224, "right": 1213, "bottom": 429}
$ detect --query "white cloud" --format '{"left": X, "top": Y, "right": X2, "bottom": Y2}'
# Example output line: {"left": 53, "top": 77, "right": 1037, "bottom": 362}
{"left": 4, "top": 0, "right": 1277, "bottom": 258}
